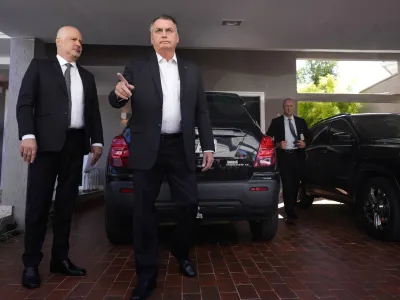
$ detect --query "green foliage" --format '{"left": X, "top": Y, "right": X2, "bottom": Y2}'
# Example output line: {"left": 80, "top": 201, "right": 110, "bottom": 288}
{"left": 297, "top": 60, "right": 362, "bottom": 127}
{"left": 298, "top": 102, "right": 362, "bottom": 127}
{"left": 299, "top": 74, "right": 337, "bottom": 94}
{"left": 297, "top": 60, "right": 338, "bottom": 85}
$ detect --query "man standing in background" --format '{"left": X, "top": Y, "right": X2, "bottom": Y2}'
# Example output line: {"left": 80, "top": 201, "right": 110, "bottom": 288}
{"left": 266, "top": 98, "right": 310, "bottom": 223}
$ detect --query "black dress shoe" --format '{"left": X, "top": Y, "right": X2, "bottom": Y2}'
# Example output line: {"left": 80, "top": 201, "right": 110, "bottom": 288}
{"left": 177, "top": 259, "right": 197, "bottom": 277}
{"left": 50, "top": 259, "right": 86, "bottom": 276}
{"left": 130, "top": 279, "right": 157, "bottom": 300}
{"left": 22, "top": 267, "right": 40, "bottom": 289}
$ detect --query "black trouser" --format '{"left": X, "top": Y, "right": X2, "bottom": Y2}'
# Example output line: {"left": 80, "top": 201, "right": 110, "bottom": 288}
{"left": 23, "top": 129, "right": 85, "bottom": 267}
{"left": 132, "top": 133, "right": 198, "bottom": 281}
{"left": 277, "top": 149, "right": 305, "bottom": 217}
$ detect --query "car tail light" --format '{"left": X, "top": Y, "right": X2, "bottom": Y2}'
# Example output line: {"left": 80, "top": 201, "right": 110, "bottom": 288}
{"left": 254, "top": 136, "right": 276, "bottom": 167}
{"left": 250, "top": 187, "right": 269, "bottom": 191}
{"left": 109, "top": 135, "right": 129, "bottom": 167}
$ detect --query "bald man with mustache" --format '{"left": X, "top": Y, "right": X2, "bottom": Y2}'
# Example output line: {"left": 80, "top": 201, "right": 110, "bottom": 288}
{"left": 16, "top": 26, "right": 104, "bottom": 289}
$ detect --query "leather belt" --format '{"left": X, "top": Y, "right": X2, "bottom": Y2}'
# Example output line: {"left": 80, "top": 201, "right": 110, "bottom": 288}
{"left": 160, "top": 132, "right": 182, "bottom": 138}
{"left": 282, "top": 148, "right": 298, "bottom": 154}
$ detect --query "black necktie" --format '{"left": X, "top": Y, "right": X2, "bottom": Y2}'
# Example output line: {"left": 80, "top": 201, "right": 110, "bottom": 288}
{"left": 64, "top": 63, "right": 72, "bottom": 125}
{"left": 288, "top": 118, "right": 298, "bottom": 140}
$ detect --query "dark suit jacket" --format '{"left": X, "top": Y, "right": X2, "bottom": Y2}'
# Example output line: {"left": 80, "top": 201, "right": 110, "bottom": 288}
{"left": 109, "top": 51, "right": 214, "bottom": 171}
{"left": 266, "top": 115, "right": 311, "bottom": 156}
{"left": 16, "top": 57, "right": 104, "bottom": 154}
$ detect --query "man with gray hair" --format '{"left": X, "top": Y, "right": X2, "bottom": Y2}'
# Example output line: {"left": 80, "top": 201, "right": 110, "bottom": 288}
{"left": 109, "top": 14, "right": 214, "bottom": 299}
{"left": 17, "top": 26, "right": 104, "bottom": 289}
{"left": 266, "top": 98, "right": 310, "bottom": 223}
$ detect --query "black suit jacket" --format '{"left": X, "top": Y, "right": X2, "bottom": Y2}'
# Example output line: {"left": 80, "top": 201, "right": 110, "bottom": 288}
{"left": 109, "top": 52, "right": 214, "bottom": 171}
{"left": 266, "top": 115, "right": 311, "bottom": 154}
{"left": 16, "top": 57, "right": 104, "bottom": 153}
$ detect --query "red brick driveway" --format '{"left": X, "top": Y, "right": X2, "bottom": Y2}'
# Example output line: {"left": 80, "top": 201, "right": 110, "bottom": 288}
{"left": 0, "top": 198, "right": 399, "bottom": 300}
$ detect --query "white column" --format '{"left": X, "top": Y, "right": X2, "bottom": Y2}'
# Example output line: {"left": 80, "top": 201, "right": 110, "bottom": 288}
{"left": 1, "top": 38, "right": 45, "bottom": 228}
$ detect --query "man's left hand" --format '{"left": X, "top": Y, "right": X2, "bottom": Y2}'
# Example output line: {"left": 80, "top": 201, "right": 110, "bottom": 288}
{"left": 202, "top": 152, "right": 214, "bottom": 172}
{"left": 91, "top": 146, "right": 103, "bottom": 166}
{"left": 297, "top": 140, "right": 306, "bottom": 148}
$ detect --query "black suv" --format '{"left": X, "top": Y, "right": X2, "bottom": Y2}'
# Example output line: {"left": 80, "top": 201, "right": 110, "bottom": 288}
{"left": 104, "top": 92, "right": 281, "bottom": 244}
{"left": 300, "top": 113, "right": 400, "bottom": 241}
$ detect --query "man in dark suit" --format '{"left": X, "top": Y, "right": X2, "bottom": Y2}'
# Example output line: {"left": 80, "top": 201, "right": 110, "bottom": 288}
{"left": 109, "top": 15, "right": 214, "bottom": 300}
{"left": 17, "top": 26, "right": 104, "bottom": 289}
{"left": 266, "top": 98, "right": 310, "bottom": 223}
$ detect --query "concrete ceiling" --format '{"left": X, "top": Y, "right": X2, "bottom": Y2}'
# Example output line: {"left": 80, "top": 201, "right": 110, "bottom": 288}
{"left": 0, "top": 0, "right": 399, "bottom": 52}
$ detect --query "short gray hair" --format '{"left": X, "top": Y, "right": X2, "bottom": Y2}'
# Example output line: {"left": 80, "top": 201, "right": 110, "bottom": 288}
{"left": 149, "top": 14, "right": 178, "bottom": 32}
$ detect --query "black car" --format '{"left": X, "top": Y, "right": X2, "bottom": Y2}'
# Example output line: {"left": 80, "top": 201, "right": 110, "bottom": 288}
{"left": 104, "top": 92, "right": 280, "bottom": 244}
{"left": 300, "top": 113, "right": 400, "bottom": 241}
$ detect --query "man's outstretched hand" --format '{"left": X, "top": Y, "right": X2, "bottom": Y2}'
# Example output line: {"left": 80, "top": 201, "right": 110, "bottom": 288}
{"left": 115, "top": 73, "right": 134, "bottom": 100}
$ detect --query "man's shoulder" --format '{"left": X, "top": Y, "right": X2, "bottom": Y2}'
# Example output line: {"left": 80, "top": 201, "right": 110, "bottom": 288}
{"left": 271, "top": 115, "right": 283, "bottom": 122}
{"left": 77, "top": 64, "right": 93, "bottom": 77}
{"left": 123, "top": 55, "right": 152, "bottom": 71}
{"left": 294, "top": 115, "right": 306, "bottom": 122}
{"left": 178, "top": 56, "right": 199, "bottom": 72}
{"left": 30, "top": 57, "right": 53, "bottom": 66}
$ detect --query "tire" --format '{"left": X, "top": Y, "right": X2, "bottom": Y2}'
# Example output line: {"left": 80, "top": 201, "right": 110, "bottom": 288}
{"left": 105, "top": 206, "right": 132, "bottom": 244}
{"left": 297, "top": 187, "right": 314, "bottom": 209}
{"left": 249, "top": 211, "right": 278, "bottom": 241}
{"left": 356, "top": 177, "right": 400, "bottom": 241}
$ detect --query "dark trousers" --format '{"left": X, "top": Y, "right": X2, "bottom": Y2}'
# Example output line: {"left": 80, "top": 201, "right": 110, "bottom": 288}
{"left": 23, "top": 129, "right": 85, "bottom": 267}
{"left": 132, "top": 134, "right": 198, "bottom": 281}
{"left": 277, "top": 149, "right": 305, "bottom": 216}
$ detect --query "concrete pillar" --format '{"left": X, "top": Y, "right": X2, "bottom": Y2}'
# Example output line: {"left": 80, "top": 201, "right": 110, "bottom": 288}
{"left": 1, "top": 38, "right": 45, "bottom": 228}
{"left": 0, "top": 85, "right": 6, "bottom": 183}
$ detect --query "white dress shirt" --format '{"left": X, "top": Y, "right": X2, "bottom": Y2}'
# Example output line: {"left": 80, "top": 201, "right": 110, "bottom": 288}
{"left": 157, "top": 53, "right": 213, "bottom": 152}
{"left": 57, "top": 54, "right": 85, "bottom": 129}
{"left": 23, "top": 55, "right": 102, "bottom": 147}
{"left": 156, "top": 52, "right": 182, "bottom": 134}
{"left": 284, "top": 115, "right": 298, "bottom": 150}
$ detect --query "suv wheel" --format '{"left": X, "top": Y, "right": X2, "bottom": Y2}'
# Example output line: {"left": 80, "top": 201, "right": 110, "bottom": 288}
{"left": 356, "top": 177, "right": 400, "bottom": 241}
{"left": 297, "top": 187, "right": 314, "bottom": 209}
{"left": 249, "top": 212, "right": 278, "bottom": 241}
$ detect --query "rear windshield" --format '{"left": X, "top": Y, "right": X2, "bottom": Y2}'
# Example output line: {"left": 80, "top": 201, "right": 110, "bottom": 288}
{"left": 206, "top": 93, "right": 255, "bottom": 124}
{"left": 352, "top": 114, "right": 400, "bottom": 139}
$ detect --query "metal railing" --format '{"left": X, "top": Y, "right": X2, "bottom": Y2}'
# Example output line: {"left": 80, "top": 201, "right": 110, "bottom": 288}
{"left": 81, "top": 169, "right": 100, "bottom": 192}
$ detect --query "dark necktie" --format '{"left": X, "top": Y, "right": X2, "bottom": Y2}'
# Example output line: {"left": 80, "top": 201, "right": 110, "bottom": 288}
{"left": 288, "top": 118, "right": 298, "bottom": 140}
{"left": 64, "top": 63, "right": 72, "bottom": 125}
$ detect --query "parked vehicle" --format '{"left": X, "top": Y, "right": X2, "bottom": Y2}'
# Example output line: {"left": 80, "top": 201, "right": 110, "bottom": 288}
{"left": 104, "top": 92, "right": 280, "bottom": 244}
{"left": 300, "top": 113, "right": 400, "bottom": 241}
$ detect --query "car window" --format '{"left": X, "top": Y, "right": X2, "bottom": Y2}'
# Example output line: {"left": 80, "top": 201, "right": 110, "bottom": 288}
{"left": 310, "top": 124, "right": 329, "bottom": 146}
{"left": 206, "top": 92, "right": 255, "bottom": 124}
{"left": 329, "top": 119, "right": 354, "bottom": 135}
{"left": 328, "top": 119, "right": 355, "bottom": 144}
{"left": 352, "top": 114, "right": 400, "bottom": 139}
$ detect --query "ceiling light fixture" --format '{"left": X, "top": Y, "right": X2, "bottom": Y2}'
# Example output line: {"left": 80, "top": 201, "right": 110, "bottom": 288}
{"left": 222, "top": 20, "right": 242, "bottom": 27}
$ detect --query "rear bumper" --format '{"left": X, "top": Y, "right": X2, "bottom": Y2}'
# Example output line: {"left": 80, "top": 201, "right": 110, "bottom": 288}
{"left": 105, "top": 174, "right": 280, "bottom": 221}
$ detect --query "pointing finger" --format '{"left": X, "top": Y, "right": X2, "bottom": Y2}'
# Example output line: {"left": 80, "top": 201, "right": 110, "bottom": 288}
{"left": 117, "top": 73, "right": 128, "bottom": 84}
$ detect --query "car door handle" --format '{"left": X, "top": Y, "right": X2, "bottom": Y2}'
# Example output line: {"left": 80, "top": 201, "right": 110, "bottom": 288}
{"left": 322, "top": 149, "right": 328, "bottom": 154}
